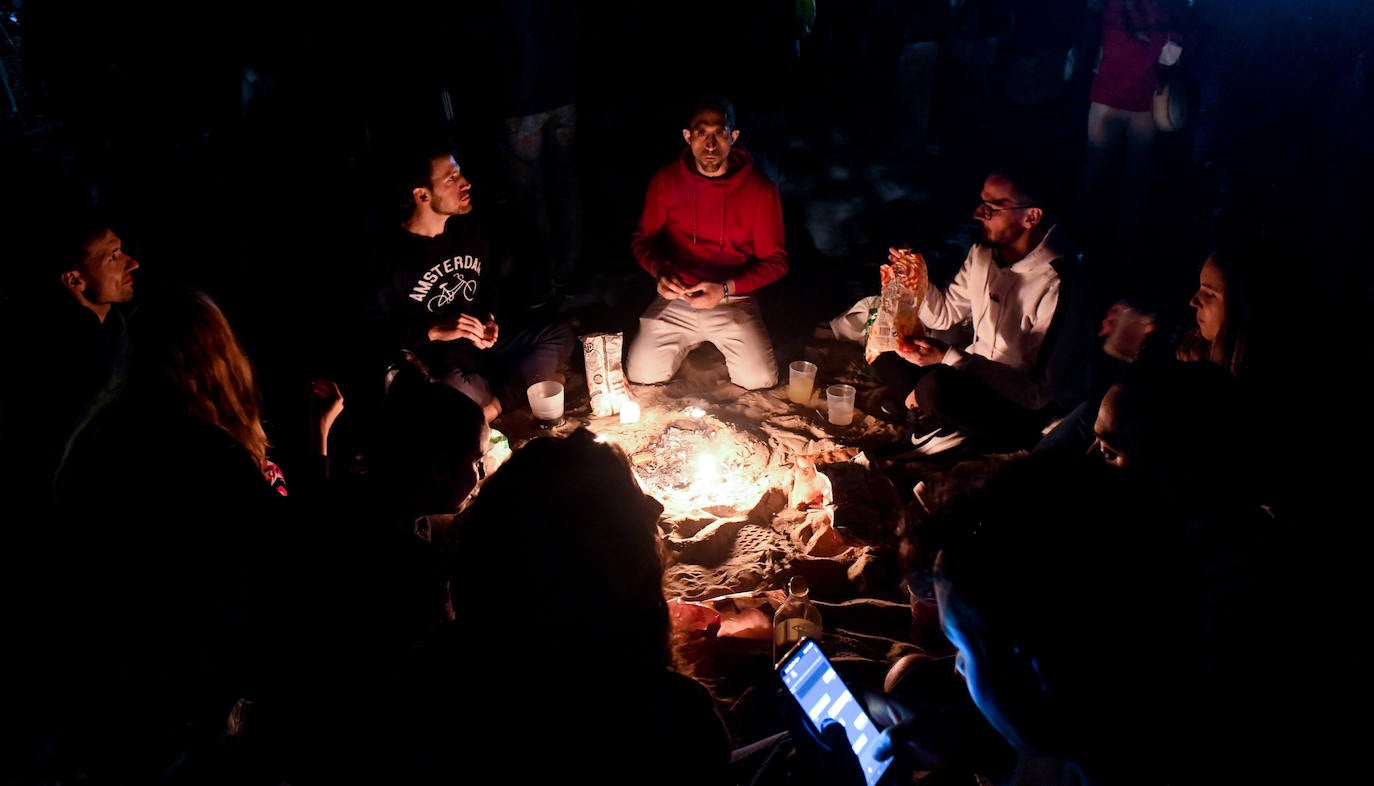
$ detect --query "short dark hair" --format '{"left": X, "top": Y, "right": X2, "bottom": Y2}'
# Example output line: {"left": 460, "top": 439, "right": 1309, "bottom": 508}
{"left": 388, "top": 135, "right": 460, "bottom": 212}
{"left": 685, "top": 92, "right": 736, "bottom": 130}
{"left": 374, "top": 356, "right": 488, "bottom": 516}
{"left": 985, "top": 155, "right": 1058, "bottom": 216}
{"left": 930, "top": 453, "right": 1195, "bottom": 746}
{"left": 448, "top": 427, "right": 671, "bottom": 669}
{"left": 43, "top": 204, "right": 116, "bottom": 278}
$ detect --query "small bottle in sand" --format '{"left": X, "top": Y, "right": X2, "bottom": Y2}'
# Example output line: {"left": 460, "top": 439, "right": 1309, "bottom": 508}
{"left": 773, "top": 575, "right": 823, "bottom": 664}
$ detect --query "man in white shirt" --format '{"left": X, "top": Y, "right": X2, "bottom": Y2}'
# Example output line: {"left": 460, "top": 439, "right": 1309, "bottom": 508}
{"left": 872, "top": 167, "right": 1091, "bottom": 456}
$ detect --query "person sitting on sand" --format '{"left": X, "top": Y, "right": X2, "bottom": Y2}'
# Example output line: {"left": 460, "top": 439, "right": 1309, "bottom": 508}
{"left": 796, "top": 453, "right": 1215, "bottom": 785}
{"left": 869, "top": 164, "right": 1092, "bottom": 457}
{"left": 379, "top": 428, "right": 734, "bottom": 785}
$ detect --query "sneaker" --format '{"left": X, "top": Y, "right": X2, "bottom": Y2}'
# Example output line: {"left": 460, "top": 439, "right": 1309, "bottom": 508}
{"left": 905, "top": 416, "right": 941, "bottom": 445}
{"left": 875, "top": 417, "right": 955, "bottom": 459}
{"left": 908, "top": 421, "right": 967, "bottom": 456}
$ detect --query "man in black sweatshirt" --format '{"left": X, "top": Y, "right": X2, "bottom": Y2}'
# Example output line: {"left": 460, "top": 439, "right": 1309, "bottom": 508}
{"left": 373, "top": 143, "right": 574, "bottom": 424}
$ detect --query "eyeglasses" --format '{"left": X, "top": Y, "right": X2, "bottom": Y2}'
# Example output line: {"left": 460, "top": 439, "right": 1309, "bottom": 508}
{"left": 975, "top": 200, "right": 1037, "bottom": 215}
{"left": 1088, "top": 437, "right": 1125, "bottom": 468}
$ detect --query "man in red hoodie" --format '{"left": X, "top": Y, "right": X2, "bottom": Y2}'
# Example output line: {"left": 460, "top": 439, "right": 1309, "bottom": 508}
{"left": 627, "top": 93, "right": 788, "bottom": 390}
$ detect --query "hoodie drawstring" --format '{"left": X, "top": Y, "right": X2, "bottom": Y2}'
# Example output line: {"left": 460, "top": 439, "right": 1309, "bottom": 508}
{"left": 690, "top": 166, "right": 728, "bottom": 253}
{"left": 719, "top": 195, "right": 725, "bottom": 253}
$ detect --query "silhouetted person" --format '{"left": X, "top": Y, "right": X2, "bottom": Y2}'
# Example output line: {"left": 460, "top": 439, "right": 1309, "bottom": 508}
{"left": 385, "top": 428, "right": 733, "bottom": 785}
{"left": 49, "top": 288, "right": 306, "bottom": 784}
{"left": 0, "top": 206, "right": 140, "bottom": 504}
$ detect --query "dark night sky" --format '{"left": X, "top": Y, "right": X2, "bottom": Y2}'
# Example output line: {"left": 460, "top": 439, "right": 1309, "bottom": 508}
{"left": 6, "top": 2, "right": 1369, "bottom": 261}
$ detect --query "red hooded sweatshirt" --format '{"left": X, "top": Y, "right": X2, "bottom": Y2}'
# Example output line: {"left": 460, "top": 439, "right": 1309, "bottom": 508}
{"left": 631, "top": 147, "right": 788, "bottom": 295}
{"left": 1089, "top": 0, "right": 1182, "bottom": 112}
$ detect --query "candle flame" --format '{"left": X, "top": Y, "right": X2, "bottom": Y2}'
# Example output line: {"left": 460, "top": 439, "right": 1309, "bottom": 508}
{"left": 694, "top": 452, "right": 720, "bottom": 484}
{"left": 624, "top": 407, "right": 774, "bottom": 516}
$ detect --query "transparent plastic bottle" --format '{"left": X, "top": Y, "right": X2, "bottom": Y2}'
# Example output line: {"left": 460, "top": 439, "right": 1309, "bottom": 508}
{"left": 773, "top": 575, "right": 823, "bottom": 664}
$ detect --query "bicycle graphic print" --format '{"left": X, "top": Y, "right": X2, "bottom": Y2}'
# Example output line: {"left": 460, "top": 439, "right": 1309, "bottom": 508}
{"left": 427, "top": 275, "right": 478, "bottom": 311}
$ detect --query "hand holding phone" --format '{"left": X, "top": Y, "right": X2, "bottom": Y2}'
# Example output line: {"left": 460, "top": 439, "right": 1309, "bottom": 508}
{"left": 777, "top": 637, "right": 893, "bottom": 786}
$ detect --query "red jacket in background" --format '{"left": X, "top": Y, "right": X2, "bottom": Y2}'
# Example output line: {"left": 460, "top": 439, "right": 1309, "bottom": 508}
{"left": 631, "top": 147, "right": 788, "bottom": 295}
{"left": 1090, "top": 0, "right": 1181, "bottom": 112}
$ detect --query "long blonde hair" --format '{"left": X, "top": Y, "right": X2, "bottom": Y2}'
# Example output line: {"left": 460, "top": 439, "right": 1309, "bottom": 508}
{"left": 121, "top": 288, "right": 270, "bottom": 468}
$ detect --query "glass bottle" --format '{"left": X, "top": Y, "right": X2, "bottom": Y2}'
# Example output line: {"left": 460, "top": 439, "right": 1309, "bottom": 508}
{"left": 773, "top": 575, "right": 823, "bottom": 664}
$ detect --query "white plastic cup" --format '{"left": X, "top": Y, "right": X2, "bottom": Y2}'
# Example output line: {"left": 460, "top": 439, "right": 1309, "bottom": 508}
{"left": 527, "top": 381, "right": 565, "bottom": 422}
{"left": 826, "top": 384, "right": 856, "bottom": 426}
{"left": 788, "top": 360, "right": 818, "bottom": 405}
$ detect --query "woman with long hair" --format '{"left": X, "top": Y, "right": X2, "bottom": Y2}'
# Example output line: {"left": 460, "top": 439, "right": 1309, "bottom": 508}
{"left": 1175, "top": 245, "right": 1250, "bottom": 377}
{"left": 50, "top": 287, "right": 303, "bottom": 785}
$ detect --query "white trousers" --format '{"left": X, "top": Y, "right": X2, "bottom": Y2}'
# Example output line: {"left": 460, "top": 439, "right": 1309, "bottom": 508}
{"left": 627, "top": 295, "right": 778, "bottom": 390}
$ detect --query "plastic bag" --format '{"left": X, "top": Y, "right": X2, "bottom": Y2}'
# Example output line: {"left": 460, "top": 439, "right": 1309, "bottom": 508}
{"left": 864, "top": 250, "right": 928, "bottom": 363}
{"left": 580, "top": 332, "right": 627, "bottom": 417}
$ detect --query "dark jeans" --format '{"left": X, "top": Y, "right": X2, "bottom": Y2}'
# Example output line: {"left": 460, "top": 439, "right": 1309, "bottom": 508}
{"left": 492, "top": 319, "right": 576, "bottom": 415}
{"left": 871, "top": 352, "right": 1047, "bottom": 452}
{"left": 1032, "top": 397, "right": 1097, "bottom": 458}
{"left": 437, "top": 319, "right": 576, "bottom": 417}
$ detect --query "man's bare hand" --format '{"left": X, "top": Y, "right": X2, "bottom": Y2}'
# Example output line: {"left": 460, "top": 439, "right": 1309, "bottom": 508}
{"left": 887, "top": 247, "right": 916, "bottom": 265}
{"left": 478, "top": 316, "right": 499, "bottom": 349}
{"left": 656, "top": 272, "right": 691, "bottom": 300}
{"left": 684, "top": 280, "right": 726, "bottom": 309}
{"left": 896, "top": 335, "right": 947, "bottom": 366}
{"left": 428, "top": 312, "right": 498, "bottom": 348}
{"left": 1099, "top": 300, "right": 1153, "bottom": 362}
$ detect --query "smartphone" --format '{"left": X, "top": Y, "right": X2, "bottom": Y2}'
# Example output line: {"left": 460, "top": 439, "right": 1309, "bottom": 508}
{"left": 776, "top": 637, "right": 893, "bottom": 786}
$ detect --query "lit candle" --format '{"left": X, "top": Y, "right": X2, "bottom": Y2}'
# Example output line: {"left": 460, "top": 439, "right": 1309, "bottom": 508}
{"left": 620, "top": 400, "right": 641, "bottom": 423}
{"left": 695, "top": 453, "right": 720, "bottom": 483}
